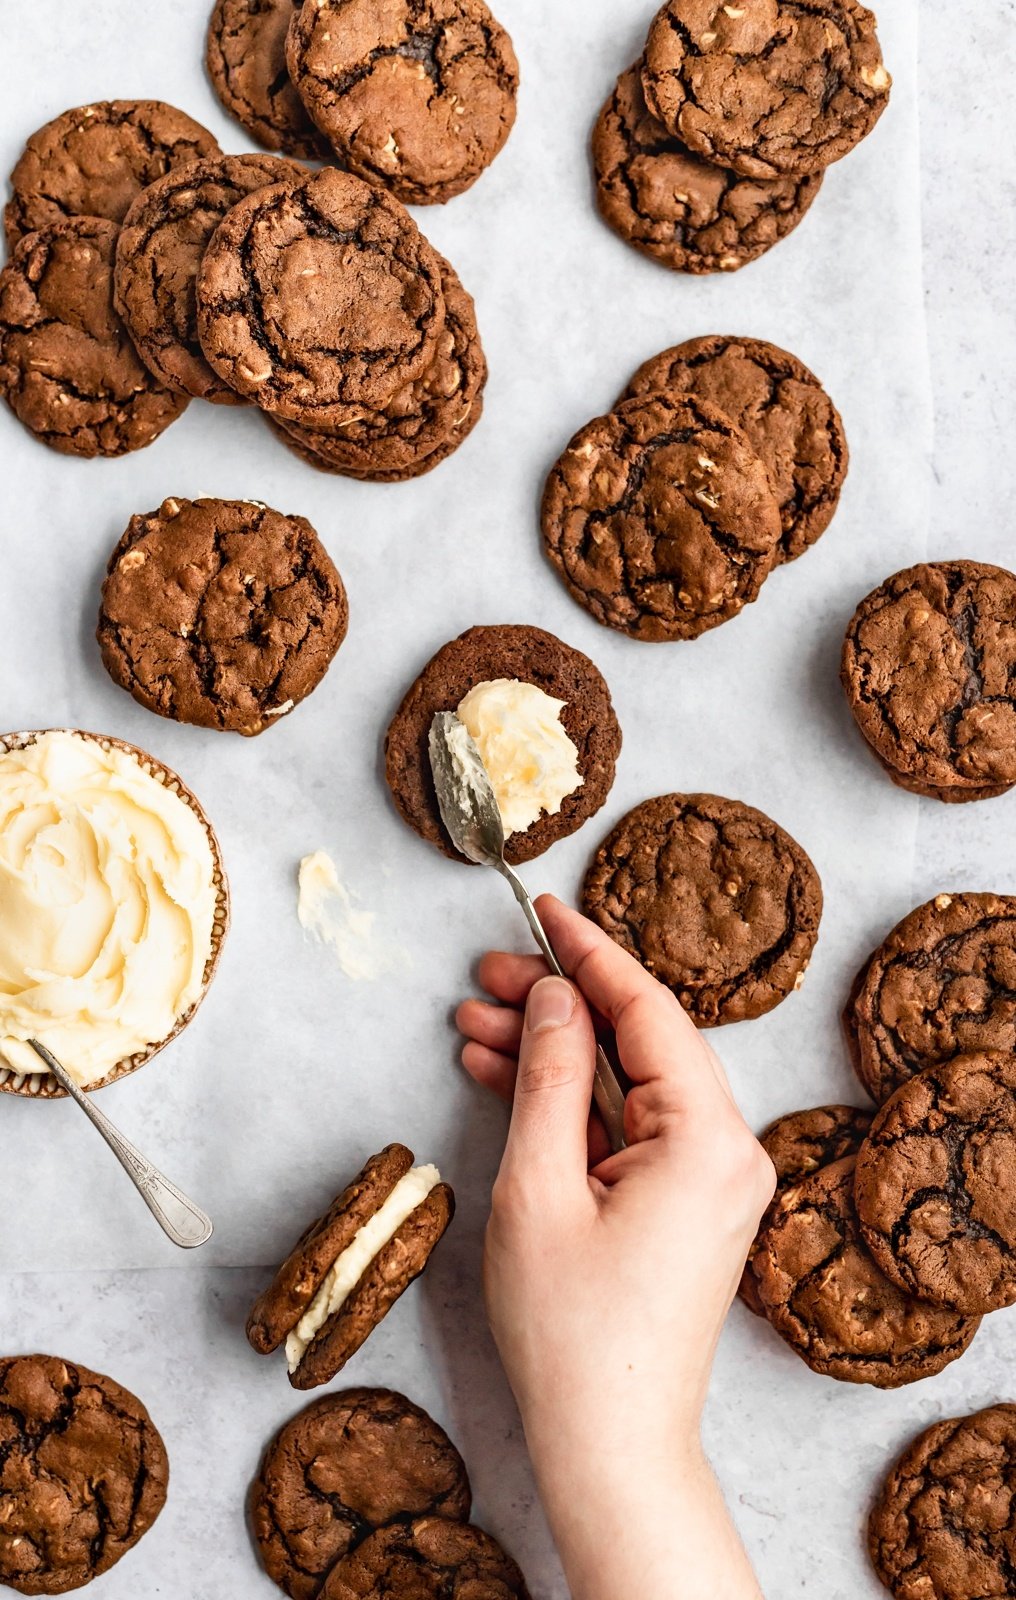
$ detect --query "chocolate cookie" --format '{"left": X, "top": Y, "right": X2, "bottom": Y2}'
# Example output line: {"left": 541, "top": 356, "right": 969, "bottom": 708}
{"left": 114, "top": 154, "right": 305, "bottom": 404}
{"left": 842, "top": 562, "right": 1016, "bottom": 802}
{"left": 0, "top": 219, "right": 189, "bottom": 458}
{"left": 542, "top": 393, "right": 782, "bottom": 642}
{"left": 251, "top": 1389, "right": 471, "bottom": 1600}
{"left": 0, "top": 1354, "right": 168, "bottom": 1595}
{"left": 845, "top": 893, "right": 1016, "bottom": 1105}
{"left": 751, "top": 1157, "right": 980, "bottom": 1387}
{"left": 270, "top": 257, "right": 486, "bottom": 479}
{"left": 582, "top": 794, "right": 822, "bottom": 1025}
{"left": 207, "top": 0, "right": 331, "bottom": 160}
{"left": 320, "top": 1519, "right": 530, "bottom": 1600}
{"left": 855, "top": 1052, "right": 1016, "bottom": 1316}
{"left": 593, "top": 64, "right": 823, "bottom": 276}
{"left": 869, "top": 1405, "right": 1016, "bottom": 1600}
{"left": 384, "top": 624, "right": 622, "bottom": 864}
{"left": 196, "top": 166, "right": 446, "bottom": 424}
{"left": 4, "top": 101, "right": 220, "bottom": 250}
{"left": 247, "top": 1145, "right": 454, "bottom": 1388}
{"left": 285, "top": 0, "right": 519, "bottom": 205}
{"left": 621, "top": 335, "right": 848, "bottom": 563}
{"left": 97, "top": 496, "right": 348, "bottom": 735}
{"left": 739, "top": 1104, "right": 873, "bottom": 1314}
{"left": 641, "top": 0, "right": 891, "bottom": 180}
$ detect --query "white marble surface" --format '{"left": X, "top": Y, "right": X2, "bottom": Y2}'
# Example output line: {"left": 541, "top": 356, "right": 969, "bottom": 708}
{"left": 0, "top": 2, "right": 1013, "bottom": 1596}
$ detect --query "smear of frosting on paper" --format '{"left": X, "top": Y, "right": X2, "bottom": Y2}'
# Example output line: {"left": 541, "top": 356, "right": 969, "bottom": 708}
{"left": 297, "top": 851, "right": 400, "bottom": 981}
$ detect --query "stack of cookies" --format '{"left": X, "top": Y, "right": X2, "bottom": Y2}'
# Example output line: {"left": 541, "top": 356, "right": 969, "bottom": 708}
{"left": 0, "top": 100, "right": 222, "bottom": 457}
{"left": 207, "top": 0, "right": 520, "bottom": 205}
{"left": 593, "top": 0, "right": 891, "bottom": 274}
{"left": 0, "top": 100, "right": 487, "bottom": 477}
{"left": 742, "top": 888, "right": 1016, "bottom": 1387}
{"left": 542, "top": 334, "right": 848, "bottom": 640}
{"left": 251, "top": 1388, "right": 530, "bottom": 1599}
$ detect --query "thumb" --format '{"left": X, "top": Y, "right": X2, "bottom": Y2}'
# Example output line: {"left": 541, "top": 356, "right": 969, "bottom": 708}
{"left": 501, "top": 976, "right": 596, "bottom": 1184}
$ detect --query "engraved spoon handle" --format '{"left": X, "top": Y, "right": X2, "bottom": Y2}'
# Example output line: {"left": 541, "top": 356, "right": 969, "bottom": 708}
{"left": 497, "top": 864, "right": 628, "bottom": 1155}
{"left": 28, "top": 1040, "right": 213, "bottom": 1250}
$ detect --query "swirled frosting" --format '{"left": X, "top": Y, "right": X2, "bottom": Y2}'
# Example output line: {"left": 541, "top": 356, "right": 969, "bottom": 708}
{"left": 0, "top": 732, "right": 217, "bottom": 1087}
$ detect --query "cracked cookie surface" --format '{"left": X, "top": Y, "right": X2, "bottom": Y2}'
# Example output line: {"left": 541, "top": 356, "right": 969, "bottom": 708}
{"left": 0, "top": 1354, "right": 168, "bottom": 1595}
{"left": 271, "top": 255, "right": 486, "bottom": 478}
{"left": 641, "top": 0, "right": 891, "bottom": 180}
{"left": 751, "top": 1157, "right": 980, "bottom": 1388}
{"left": 869, "top": 1404, "right": 1016, "bottom": 1600}
{"left": 251, "top": 1388, "right": 471, "bottom": 1600}
{"left": 0, "top": 219, "right": 189, "bottom": 458}
{"left": 4, "top": 100, "right": 220, "bottom": 250}
{"left": 845, "top": 892, "right": 1016, "bottom": 1105}
{"left": 842, "top": 561, "right": 1016, "bottom": 801}
{"left": 739, "top": 1104, "right": 873, "bottom": 1314}
{"left": 622, "top": 334, "right": 848, "bottom": 562}
{"left": 97, "top": 496, "right": 347, "bottom": 734}
{"left": 582, "top": 793, "right": 822, "bottom": 1025}
{"left": 385, "top": 624, "right": 621, "bottom": 865}
{"left": 248, "top": 1144, "right": 455, "bottom": 1389}
{"left": 196, "top": 166, "right": 446, "bottom": 423}
{"left": 593, "top": 63, "right": 823, "bottom": 275}
{"left": 115, "top": 153, "right": 305, "bottom": 403}
{"left": 286, "top": 0, "right": 519, "bottom": 204}
{"left": 320, "top": 1517, "right": 531, "bottom": 1600}
{"left": 207, "top": 0, "right": 331, "bottom": 159}
{"left": 855, "top": 1052, "right": 1016, "bottom": 1316}
{"left": 541, "top": 392, "right": 782, "bottom": 642}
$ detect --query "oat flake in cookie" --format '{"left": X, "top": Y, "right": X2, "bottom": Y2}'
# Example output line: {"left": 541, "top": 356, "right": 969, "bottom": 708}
{"left": 97, "top": 497, "right": 348, "bottom": 736}
{"left": 271, "top": 256, "right": 486, "bottom": 479}
{"left": 286, "top": 0, "right": 519, "bottom": 205}
{"left": 542, "top": 393, "right": 781, "bottom": 642}
{"left": 845, "top": 892, "right": 1016, "bottom": 1105}
{"left": 621, "top": 335, "right": 848, "bottom": 563}
{"left": 196, "top": 166, "right": 446, "bottom": 424}
{"left": 4, "top": 100, "right": 220, "bottom": 250}
{"left": 842, "top": 561, "right": 1016, "bottom": 802}
{"left": 593, "top": 64, "right": 823, "bottom": 276}
{"left": 582, "top": 794, "right": 821, "bottom": 1026}
{"left": 738, "top": 1104, "right": 873, "bottom": 1314}
{"left": 0, "top": 219, "right": 188, "bottom": 458}
{"left": 251, "top": 1389, "right": 471, "bottom": 1600}
{"left": 384, "top": 624, "right": 621, "bottom": 865}
{"left": 751, "top": 1157, "right": 980, "bottom": 1388}
{"left": 320, "top": 1518, "right": 531, "bottom": 1600}
{"left": 641, "top": 0, "right": 891, "bottom": 181}
{"left": 0, "top": 1354, "right": 168, "bottom": 1595}
{"left": 855, "top": 1052, "right": 1016, "bottom": 1317}
{"left": 114, "top": 154, "right": 306, "bottom": 404}
{"left": 207, "top": 0, "right": 331, "bottom": 160}
{"left": 869, "top": 1405, "right": 1016, "bottom": 1600}
{"left": 247, "top": 1145, "right": 454, "bottom": 1387}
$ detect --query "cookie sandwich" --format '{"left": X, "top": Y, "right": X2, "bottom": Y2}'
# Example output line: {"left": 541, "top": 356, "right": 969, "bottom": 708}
{"left": 385, "top": 624, "right": 621, "bottom": 864}
{"left": 0, "top": 729, "right": 228, "bottom": 1098}
{"left": 247, "top": 1145, "right": 454, "bottom": 1388}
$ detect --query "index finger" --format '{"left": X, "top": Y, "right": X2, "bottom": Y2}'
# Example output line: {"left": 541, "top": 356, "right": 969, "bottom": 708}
{"left": 534, "top": 894, "right": 721, "bottom": 1091}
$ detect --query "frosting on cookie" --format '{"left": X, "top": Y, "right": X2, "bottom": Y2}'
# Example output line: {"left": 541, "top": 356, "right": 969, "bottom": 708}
{"left": 0, "top": 731, "right": 216, "bottom": 1086}
{"left": 286, "top": 1164, "right": 441, "bottom": 1371}
{"left": 456, "top": 679, "right": 582, "bottom": 835}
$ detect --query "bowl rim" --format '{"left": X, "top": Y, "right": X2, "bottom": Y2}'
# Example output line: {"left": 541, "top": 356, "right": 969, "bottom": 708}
{"left": 0, "top": 727, "right": 230, "bottom": 1099}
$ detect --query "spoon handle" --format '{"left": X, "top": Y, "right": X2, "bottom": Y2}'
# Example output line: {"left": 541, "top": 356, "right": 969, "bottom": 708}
{"left": 498, "top": 866, "right": 628, "bottom": 1154}
{"left": 28, "top": 1041, "right": 213, "bottom": 1250}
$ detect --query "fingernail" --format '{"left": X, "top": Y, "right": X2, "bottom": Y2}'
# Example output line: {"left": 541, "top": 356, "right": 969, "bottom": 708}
{"left": 526, "top": 977, "right": 576, "bottom": 1034}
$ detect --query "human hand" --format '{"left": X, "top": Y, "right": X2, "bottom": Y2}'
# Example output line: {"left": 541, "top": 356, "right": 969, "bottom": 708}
{"left": 456, "top": 895, "right": 773, "bottom": 1600}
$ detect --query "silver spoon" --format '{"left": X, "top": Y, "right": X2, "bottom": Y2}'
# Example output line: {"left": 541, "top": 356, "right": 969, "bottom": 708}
{"left": 28, "top": 1039, "right": 213, "bottom": 1249}
{"left": 429, "top": 712, "right": 628, "bottom": 1154}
